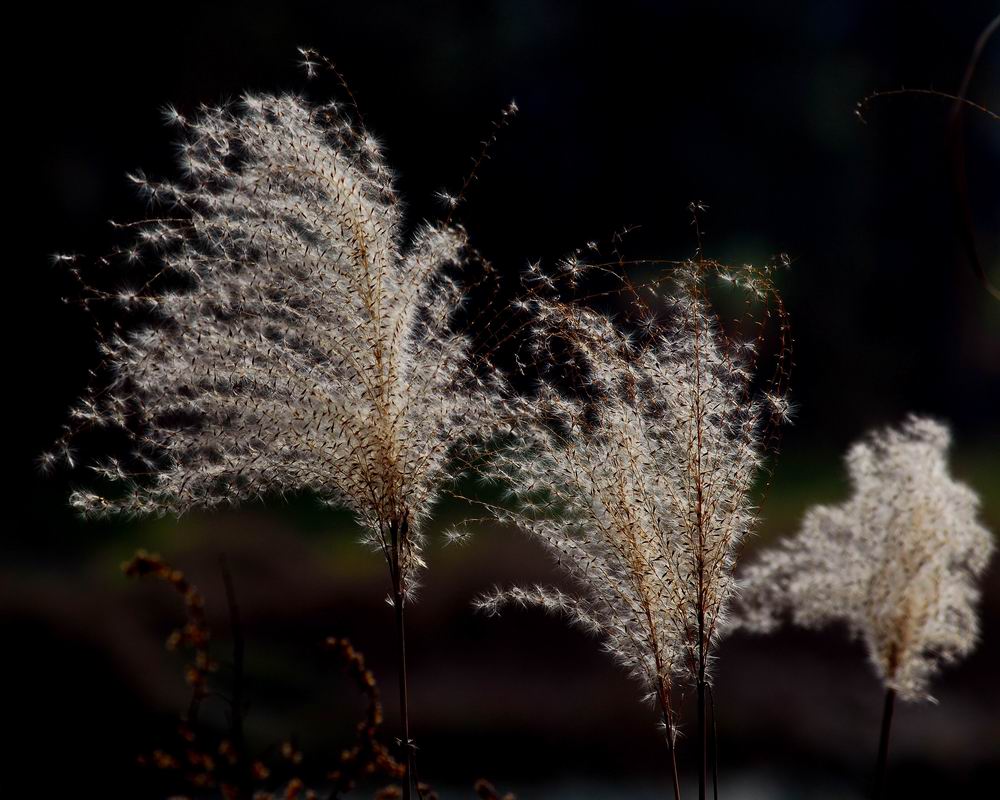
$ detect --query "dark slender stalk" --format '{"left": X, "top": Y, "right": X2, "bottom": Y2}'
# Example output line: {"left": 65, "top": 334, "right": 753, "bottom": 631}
{"left": 668, "top": 727, "right": 682, "bottom": 800}
{"left": 393, "top": 586, "right": 414, "bottom": 799}
{"left": 697, "top": 673, "right": 707, "bottom": 800}
{"left": 390, "top": 518, "right": 416, "bottom": 800}
{"left": 220, "top": 554, "right": 250, "bottom": 798}
{"left": 947, "top": 13, "right": 1000, "bottom": 301}
{"left": 657, "top": 693, "right": 682, "bottom": 800}
{"left": 872, "top": 688, "right": 896, "bottom": 800}
{"left": 691, "top": 279, "right": 708, "bottom": 800}
{"left": 708, "top": 685, "right": 719, "bottom": 800}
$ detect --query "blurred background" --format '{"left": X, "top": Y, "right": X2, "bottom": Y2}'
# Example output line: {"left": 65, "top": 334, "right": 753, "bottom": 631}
{"left": 6, "top": 1, "right": 999, "bottom": 797}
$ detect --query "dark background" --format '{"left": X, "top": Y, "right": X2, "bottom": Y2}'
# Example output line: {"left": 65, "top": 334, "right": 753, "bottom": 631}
{"left": 6, "top": 1, "right": 999, "bottom": 798}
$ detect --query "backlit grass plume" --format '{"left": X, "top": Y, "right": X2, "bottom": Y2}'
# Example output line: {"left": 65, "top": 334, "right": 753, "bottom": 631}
{"left": 733, "top": 415, "right": 993, "bottom": 797}
{"left": 50, "top": 76, "right": 508, "bottom": 799}
{"left": 476, "top": 252, "right": 789, "bottom": 799}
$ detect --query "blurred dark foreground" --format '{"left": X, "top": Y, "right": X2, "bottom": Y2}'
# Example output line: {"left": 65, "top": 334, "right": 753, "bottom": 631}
{"left": 4, "top": 445, "right": 998, "bottom": 798}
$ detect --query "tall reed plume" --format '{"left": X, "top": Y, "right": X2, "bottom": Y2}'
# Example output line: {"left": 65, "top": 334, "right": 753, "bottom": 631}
{"left": 476, "top": 247, "right": 790, "bottom": 799}
{"left": 733, "top": 415, "right": 994, "bottom": 798}
{"left": 47, "top": 69, "right": 508, "bottom": 798}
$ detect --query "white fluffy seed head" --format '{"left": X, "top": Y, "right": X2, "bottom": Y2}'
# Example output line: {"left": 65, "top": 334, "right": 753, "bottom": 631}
{"left": 56, "top": 92, "right": 506, "bottom": 597}
{"left": 734, "top": 415, "right": 994, "bottom": 702}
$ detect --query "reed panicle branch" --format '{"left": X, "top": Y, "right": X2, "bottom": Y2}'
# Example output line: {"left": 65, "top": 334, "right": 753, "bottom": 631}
{"left": 476, "top": 237, "right": 791, "bottom": 796}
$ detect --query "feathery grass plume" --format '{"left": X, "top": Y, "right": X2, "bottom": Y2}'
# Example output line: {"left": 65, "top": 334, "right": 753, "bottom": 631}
{"left": 733, "top": 415, "right": 994, "bottom": 797}
{"left": 50, "top": 67, "right": 508, "bottom": 799}
{"left": 476, "top": 244, "right": 790, "bottom": 799}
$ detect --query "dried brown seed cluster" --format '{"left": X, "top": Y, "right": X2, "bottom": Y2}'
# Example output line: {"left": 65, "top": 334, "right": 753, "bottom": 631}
{"left": 123, "top": 550, "right": 216, "bottom": 707}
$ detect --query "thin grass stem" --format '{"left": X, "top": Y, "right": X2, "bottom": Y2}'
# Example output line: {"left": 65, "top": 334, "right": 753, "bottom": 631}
{"left": 872, "top": 688, "right": 896, "bottom": 800}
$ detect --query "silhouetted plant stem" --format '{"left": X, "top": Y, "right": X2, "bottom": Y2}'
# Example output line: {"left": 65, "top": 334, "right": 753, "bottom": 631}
{"left": 947, "top": 12, "right": 1000, "bottom": 301}
{"left": 695, "top": 539, "right": 708, "bottom": 800}
{"left": 709, "top": 685, "right": 719, "bottom": 800}
{"left": 669, "top": 733, "right": 682, "bottom": 800}
{"left": 697, "top": 673, "right": 707, "bottom": 800}
{"left": 390, "top": 518, "right": 416, "bottom": 800}
{"left": 872, "top": 688, "right": 896, "bottom": 800}
{"left": 693, "top": 282, "right": 708, "bottom": 800}
{"left": 220, "top": 554, "right": 251, "bottom": 798}
{"left": 695, "top": 582, "right": 707, "bottom": 800}
{"left": 657, "top": 693, "right": 682, "bottom": 800}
